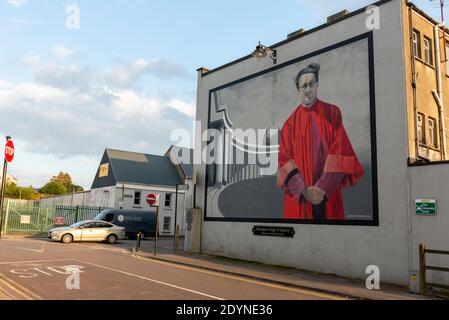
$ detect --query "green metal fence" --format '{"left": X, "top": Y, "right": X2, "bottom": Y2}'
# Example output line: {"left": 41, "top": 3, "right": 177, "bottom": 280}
{"left": 1, "top": 200, "right": 109, "bottom": 234}
{"left": 54, "top": 205, "right": 108, "bottom": 226}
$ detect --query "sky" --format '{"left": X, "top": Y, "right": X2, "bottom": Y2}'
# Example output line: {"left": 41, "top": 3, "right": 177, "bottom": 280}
{"left": 0, "top": 0, "right": 446, "bottom": 189}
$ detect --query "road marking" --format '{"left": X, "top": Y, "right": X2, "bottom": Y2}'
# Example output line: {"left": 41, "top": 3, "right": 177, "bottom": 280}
{"left": 1, "top": 274, "right": 43, "bottom": 300}
{"left": 73, "top": 259, "right": 225, "bottom": 300}
{"left": 0, "top": 259, "right": 75, "bottom": 265}
{"left": 13, "top": 246, "right": 45, "bottom": 253}
{"left": 0, "top": 275, "right": 32, "bottom": 300}
{"left": 0, "top": 288, "right": 13, "bottom": 300}
{"left": 0, "top": 273, "right": 42, "bottom": 300}
{"left": 131, "top": 254, "right": 346, "bottom": 300}
{"left": 73, "top": 243, "right": 130, "bottom": 254}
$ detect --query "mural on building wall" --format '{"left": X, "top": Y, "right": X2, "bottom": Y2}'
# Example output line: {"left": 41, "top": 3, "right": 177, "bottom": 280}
{"left": 277, "top": 63, "right": 364, "bottom": 220}
{"left": 205, "top": 33, "right": 378, "bottom": 225}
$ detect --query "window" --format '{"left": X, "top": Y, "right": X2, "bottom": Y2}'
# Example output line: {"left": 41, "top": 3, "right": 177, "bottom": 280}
{"left": 428, "top": 117, "right": 437, "bottom": 148}
{"left": 417, "top": 113, "right": 424, "bottom": 144}
{"left": 81, "top": 222, "right": 95, "bottom": 229}
{"left": 165, "top": 193, "right": 172, "bottom": 207}
{"left": 163, "top": 217, "right": 171, "bottom": 231}
{"left": 94, "top": 222, "right": 112, "bottom": 228}
{"left": 423, "top": 36, "right": 433, "bottom": 65}
{"left": 134, "top": 191, "right": 141, "bottom": 205}
{"left": 99, "top": 163, "right": 109, "bottom": 177}
{"left": 104, "top": 213, "right": 114, "bottom": 222}
{"left": 413, "top": 29, "right": 421, "bottom": 59}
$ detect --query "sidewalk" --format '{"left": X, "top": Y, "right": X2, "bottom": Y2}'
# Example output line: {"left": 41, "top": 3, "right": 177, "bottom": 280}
{"left": 133, "top": 245, "right": 430, "bottom": 300}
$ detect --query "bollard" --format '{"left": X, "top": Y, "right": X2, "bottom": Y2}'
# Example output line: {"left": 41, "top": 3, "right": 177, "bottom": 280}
{"left": 419, "top": 243, "right": 427, "bottom": 295}
{"left": 174, "top": 225, "right": 180, "bottom": 252}
{"left": 135, "top": 232, "right": 141, "bottom": 252}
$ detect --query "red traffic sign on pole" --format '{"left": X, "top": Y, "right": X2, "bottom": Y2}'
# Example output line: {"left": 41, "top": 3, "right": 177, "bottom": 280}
{"left": 4, "top": 139, "right": 14, "bottom": 163}
{"left": 146, "top": 193, "right": 159, "bottom": 207}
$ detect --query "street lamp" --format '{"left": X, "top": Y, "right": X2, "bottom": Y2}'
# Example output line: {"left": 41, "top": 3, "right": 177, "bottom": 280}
{"left": 252, "top": 41, "right": 277, "bottom": 64}
{"left": 174, "top": 183, "right": 189, "bottom": 252}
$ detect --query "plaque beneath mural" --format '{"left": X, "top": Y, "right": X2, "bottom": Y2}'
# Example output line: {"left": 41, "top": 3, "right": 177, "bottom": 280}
{"left": 252, "top": 226, "right": 295, "bottom": 238}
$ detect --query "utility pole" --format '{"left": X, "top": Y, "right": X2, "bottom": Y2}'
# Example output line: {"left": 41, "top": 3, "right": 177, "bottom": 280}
{"left": 0, "top": 136, "right": 13, "bottom": 240}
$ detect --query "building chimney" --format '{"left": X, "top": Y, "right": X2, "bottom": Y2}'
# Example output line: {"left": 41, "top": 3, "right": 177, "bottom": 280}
{"left": 287, "top": 28, "right": 306, "bottom": 39}
{"left": 327, "top": 9, "right": 349, "bottom": 23}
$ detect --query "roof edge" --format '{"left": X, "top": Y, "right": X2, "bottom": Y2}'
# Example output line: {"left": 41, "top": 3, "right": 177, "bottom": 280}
{"left": 198, "top": 0, "right": 395, "bottom": 77}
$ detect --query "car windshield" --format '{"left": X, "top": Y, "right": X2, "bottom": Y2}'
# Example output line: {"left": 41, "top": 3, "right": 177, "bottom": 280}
{"left": 69, "top": 221, "right": 87, "bottom": 228}
{"left": 94, "top": 210, "right": 109, "bottom": 220}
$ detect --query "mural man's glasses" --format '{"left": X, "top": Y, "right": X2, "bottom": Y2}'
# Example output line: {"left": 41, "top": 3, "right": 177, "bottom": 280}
{"left": 299, "top": 81, "right": 317, "bottom": 90}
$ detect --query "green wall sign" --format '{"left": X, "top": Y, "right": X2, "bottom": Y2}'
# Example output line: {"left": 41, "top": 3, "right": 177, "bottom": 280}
{"left": 415, "top": 199, "right": 437, "bottom": 216}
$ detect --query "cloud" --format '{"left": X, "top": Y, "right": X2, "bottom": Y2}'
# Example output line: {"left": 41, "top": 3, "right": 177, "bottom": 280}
{"left": 0, "top": 53, "right": 196, "bottom": 179}
{"left": 51, "top": 44, "right": 74, "bottom": 59}
{"left": 21, "top": 52, "right": 41, "bottom": 67}
{"left": 6, "top": 0, "right": 27, "bottom": 6}
{"left": 0, "top": 79, "right": 195, "bottom": 159}
{"left": 104, "top": 58, "right": 192, "bottom": 88}
{"left": 34, "top": 63, "right": 93, "bottom": 90}
{"left": 167, "top": 99, "right": 196, "bottom": 117}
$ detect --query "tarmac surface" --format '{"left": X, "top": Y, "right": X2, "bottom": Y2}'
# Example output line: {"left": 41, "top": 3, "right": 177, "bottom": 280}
{"left": 0, "top": 236, "right": 356, "bottom": 300}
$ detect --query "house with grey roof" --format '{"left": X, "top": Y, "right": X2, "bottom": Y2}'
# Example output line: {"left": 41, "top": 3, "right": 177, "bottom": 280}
{"left": 39, "top": 147, "right": 194, "bottom": 236}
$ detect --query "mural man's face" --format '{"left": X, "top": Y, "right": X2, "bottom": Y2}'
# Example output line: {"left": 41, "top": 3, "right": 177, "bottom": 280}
{"left": 298, "top": 73, "right": 318, "bottom": 107}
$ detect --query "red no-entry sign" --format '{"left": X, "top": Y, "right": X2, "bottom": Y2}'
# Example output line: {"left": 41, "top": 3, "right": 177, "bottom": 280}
{"left": 146, "top": 193, "right": 159, "bottom": 206}
{"left": 4, "top": 139, "right": 14, "bottom": 163}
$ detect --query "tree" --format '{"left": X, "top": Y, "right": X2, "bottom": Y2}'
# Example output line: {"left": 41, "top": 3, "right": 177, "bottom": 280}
{"left": 4, "top": 183, "right": 36, "bottom": 200}
{"left": 71, "top": 184, "right": 84, "bottom": 192}
{"left": 50, "top": 172, "right": 83, "bottom": 193}
{"left": 41, "top": 180, "right": 67, "bottom": 195}
{"left": 51, "top": 172, "right": 72, "bottom": 190}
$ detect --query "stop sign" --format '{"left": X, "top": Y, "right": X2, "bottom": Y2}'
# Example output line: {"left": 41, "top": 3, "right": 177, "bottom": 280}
{"left": 4, "top": 139, "right": 14, "bottom": 163}
{"left": 146, "top": 193, "right": 159, "bottom": 206}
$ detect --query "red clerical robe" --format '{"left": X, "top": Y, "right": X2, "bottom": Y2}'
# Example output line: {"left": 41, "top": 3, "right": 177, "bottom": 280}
{"left": 277, "top": 99, "right": 364, "bottom": 220}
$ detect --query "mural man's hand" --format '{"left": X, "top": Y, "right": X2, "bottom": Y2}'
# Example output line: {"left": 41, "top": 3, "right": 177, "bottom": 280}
{"left": 304, "top": 186, "right": 325, "bottom": 205}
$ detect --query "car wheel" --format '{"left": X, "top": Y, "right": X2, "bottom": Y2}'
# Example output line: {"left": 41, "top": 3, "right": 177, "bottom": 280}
{"left": 107, "top": 234, "right": 117, "bottom": 244}
{"left": 61, "top": 234, "right": 73, "bottom": 244}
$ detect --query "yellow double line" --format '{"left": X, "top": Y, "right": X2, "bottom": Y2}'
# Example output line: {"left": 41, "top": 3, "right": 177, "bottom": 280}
{"left": 0, "top": 274, "right": 42, "bottom": 300}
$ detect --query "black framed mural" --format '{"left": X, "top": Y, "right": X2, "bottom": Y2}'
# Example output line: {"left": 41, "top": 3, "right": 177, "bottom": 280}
{"left": 204, "top": 32, "right": 378, "bottom": 226}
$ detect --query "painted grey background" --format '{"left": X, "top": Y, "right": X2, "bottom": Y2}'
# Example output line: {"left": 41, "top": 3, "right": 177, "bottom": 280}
{"left": 208, "top": 38, "right": 373, "bottom": 220}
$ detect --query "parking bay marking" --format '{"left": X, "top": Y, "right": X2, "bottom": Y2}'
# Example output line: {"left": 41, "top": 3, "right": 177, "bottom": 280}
{"left": 0, "top": 259, "right": 75, "bottom": 265}
{"left": 9, "top": 265, "right": 85, "bottom": 278}
{"left": 73, "top": 259, "right": 225, "bottom": 300}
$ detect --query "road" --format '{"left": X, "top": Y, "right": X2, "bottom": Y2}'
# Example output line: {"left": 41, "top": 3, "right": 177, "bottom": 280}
{"left": 0, "top": 237, "right": 346, "bottom": 300}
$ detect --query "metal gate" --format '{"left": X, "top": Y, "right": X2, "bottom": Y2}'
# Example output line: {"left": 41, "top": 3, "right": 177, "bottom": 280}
{"left": 2, "top": 201, "right": 55, "bottom": 234}
{"left": 53, "top": 205, "right": 108, "bottom": 226}
{"left": 1, "top": 200, "right": 109, "bottom": 235}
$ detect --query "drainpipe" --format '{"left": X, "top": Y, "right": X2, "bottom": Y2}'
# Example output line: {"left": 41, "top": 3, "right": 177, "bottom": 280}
{"left": 406, "top": 4, "right": 415, "bottom": 291}
{"left": 409, "top": 6, "right": 419, "bottom": 161}
{"left": 432, "top": 23, "right": 447, "bottom": 160}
